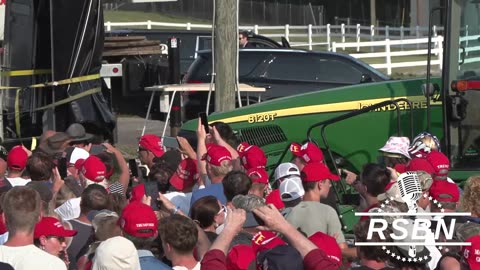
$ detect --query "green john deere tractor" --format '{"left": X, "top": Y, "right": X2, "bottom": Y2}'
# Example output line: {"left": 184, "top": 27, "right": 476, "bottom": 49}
{"left": 179, "top": 0, "right": 480, "bottom": 232}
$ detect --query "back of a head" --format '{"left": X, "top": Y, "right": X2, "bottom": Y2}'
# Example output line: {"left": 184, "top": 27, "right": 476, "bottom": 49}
{"left": 211, "top": 122, "right": 238, "bottom": 148}
{"left": 108, "top": 193, "right": 127, "bottom": 216}
{"left": 93, "top": 215, "right": 122, "bottom": 242}
{"left": 223, "top": 171, "right": 252, "bottom": 202}
{"left": 80, "top": 184, "right": 109, "bottom": 214}
{"left": 257, "top": 245, "right": 304, "bottom": 270}
{"left": 26, "top": 151, "right": 55, "bottom": 181}
{"left": 95, "top": 152, "right": 114, "bottom": 178}
{"left": 232, "top": 194, "right": 266, "bottom": 211}
{"left": 360, "top": 163, "right": 391, "bottom": 197}
{"left": 26, "top": 181, "right": 53, "bottom": 215}
{"left": 209, "top": 160, "right": 233, "bottom": 179}
{"left": 92, "top": 236, "right": 140, "bottom": 270}
{"left": 158, "top": 214, "right": 198, "bottom": 254}
{"left": 190, "top": 196, "right": 221, "bottom": 229}
{"left": 354, "top": 219, "right": 392, "bottom": 262}
{"left": 154, "top": 150, "right": 182, "bottom": 173}
{"left": 3, "top": 186, "right": 41, "bottom": 235}
{"left": 148, "top": 162, "right": 174, "bottom": 194}
{"left": 461, "top": 175, "right": 480, "bottom": 216}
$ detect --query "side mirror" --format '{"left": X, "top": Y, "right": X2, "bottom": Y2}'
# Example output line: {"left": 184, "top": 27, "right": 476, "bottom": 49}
{"left": 421, "top": 83, "right": 440, "bottom": 97}
{"left": 281, "top": 37, "right": 291, "bottom": 48}
{"left": 447, "top": 95, "right": 468, "bottom": 122}
{"left": 360, "top": 74, "right": 373, "bottom": 83}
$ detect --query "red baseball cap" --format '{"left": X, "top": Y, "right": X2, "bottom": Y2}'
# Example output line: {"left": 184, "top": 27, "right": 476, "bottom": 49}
{"left": 463, "top": 235, "right": 480, "bottom": 269}
{"left": 120, "top": 202, "right": 158, "bottom": 238}
{"left": 251, "top": 230, "right": 286, "bottom": 254}
{"left": 79, "top": 156, "right": 106, "bottom": 182}
{"left": 237, "top": 142, "right": 267, "bottom": 170}
{"left": 226, "top": 245, "right": 255, "bottom": 270}
{"left": 170, "top": 158, "right": 198, "bottom": 191}
{"left": 130, "top": 183, "right": 145, "bottom": 203}
{"left": 308, "top": 231, "right": 342, "bottom": 264}
{"left": 426, "top": 150, "right": 450, "bottom": 180}
{"left": 202, "top": 144, "right": 232, "bottom": 166}
{"left": 429, "top": 180, "right": 459, "bottom": 202}
{"left": 247, "top": 168, "right": 269, "bottom": 184}
{"left": 139, "top": 134, "right": 164, "bottom": 157}
{"left": 290, "top": 142, "right": 324, "bottom": 163}
{"left": 404, "top": 158, "right": 435, "bottom": 174}
{"left": 34, "top": 216, "right": 77, "bottom": 239}
{"left": 7, "top": 145, "right": 28, "bottom": 171}
{"left": 301, "top": 163, "right": 340, "bottom": 182}
{"left": 265, "top": 189, "right": 285, "bottom": 210}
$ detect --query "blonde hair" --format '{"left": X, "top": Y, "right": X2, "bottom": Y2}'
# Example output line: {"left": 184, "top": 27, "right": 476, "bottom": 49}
{"left": 209, "top": 160, "right": 233, "bottom": 177}
{"left": 55, "top": 185, "right": 77, "bottom": 208}
{"left": 461, "top": 175, "right": 480, "bottom": 216}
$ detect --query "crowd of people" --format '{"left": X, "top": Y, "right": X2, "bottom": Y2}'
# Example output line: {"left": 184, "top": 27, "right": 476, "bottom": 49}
{"left": 0, "top": 120, "right": 478, "bottom": 270}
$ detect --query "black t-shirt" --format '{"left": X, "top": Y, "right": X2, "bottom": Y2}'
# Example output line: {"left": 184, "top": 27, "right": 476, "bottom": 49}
{"left": 67, "top": 219, "right": 93, "bottom": 270}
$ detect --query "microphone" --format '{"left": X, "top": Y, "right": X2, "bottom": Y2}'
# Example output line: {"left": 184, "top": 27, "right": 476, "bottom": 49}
{"left": 397, "top": 172, "right": 422, "bottom": 214}
{"left": 397, "top": 172, "right": 422, "bottom": 258}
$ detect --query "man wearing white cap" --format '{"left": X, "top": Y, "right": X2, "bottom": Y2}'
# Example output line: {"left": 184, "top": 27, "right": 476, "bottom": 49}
{"left": 274, "top": 162, "right": 300, "bottom": 183}
{"left": 279, "top": 176, "right": 305, "bottom": 209}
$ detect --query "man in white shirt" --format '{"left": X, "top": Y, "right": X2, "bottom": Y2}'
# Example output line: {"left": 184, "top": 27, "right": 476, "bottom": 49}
{"left": 0, "top": 186, "right": 66, "bottom": 270}
{"left": 6, "top": 145, "right": 31, "bottom": 187}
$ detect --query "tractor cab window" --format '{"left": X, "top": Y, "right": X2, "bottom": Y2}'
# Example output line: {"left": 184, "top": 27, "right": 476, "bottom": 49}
{"left": 449, "top": 0, "right": 480, "bottom": 168}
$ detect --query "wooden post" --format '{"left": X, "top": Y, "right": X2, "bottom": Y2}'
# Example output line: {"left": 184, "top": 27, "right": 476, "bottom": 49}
{"left": 308, "top": 24, "right": 312, "bottom": 50}
{"left": 385, "top": 39, "right": 392, "bottom": 75}
{"left": 370, "top": 0, "right": 376, "bottom": 26}
{"left": 327, "top": 23, "right": 331, "bottom": 51}
{"left": 214, "top": 0, "right": 236, "bottom": 113}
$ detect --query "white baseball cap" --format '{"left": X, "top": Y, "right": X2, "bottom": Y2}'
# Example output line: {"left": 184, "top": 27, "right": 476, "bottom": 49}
{"left": 274, "top": 162, "right": 300, "bottom": 181}
{"left": 67, "top": 147, "right": 90, "bottom": 165}
{"left": 279, "top": 176, "right": 305, "bottom": 202}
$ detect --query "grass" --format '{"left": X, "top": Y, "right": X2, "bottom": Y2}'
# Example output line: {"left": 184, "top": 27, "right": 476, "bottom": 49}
{"left": 116, "top": 144, "right": 138, "bottom": 159}
{"left": 104, "top": 10, "right": 211, "bottom": 24}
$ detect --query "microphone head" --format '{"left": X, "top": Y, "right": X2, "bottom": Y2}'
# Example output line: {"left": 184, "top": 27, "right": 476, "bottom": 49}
{"left": 397, "top": 172, "right": 422, "bottom": 204}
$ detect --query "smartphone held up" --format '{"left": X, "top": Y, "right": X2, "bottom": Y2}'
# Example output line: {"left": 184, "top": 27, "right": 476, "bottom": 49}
{"left": 198, "top": 112, "right": 209, "bottom": 134}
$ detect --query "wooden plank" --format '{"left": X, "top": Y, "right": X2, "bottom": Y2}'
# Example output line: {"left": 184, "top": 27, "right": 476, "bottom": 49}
{"left": 104, "top": 40, "right": 161, "bottom": 48}
{"left": 104, "top": 36, "right": 147, "bottom": 42}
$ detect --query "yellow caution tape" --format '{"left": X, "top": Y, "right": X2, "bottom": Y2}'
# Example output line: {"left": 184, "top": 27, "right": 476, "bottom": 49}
{"left": 34, "top": 87, "right": 101, "bottom": 111}
{"left": 0, "top": 69, "right": 51, "bottom": 77}
{"left": 0, "top": 73, "right": 100, "bottom": 90}
{"left": 8, "top": 73, "right": 102, "bottom": 138}
{"left": 0, "top": 85, "right": 22, "bottom": 90}
{"left": 30, "top": 74, "right": 101, "bottom": 88}
{"left": 14, "top": 87, "right": 101, "bottom": 138}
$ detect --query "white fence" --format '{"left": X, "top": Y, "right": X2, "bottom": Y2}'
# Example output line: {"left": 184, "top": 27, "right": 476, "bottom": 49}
{"left": 104, "top": 21, "right": 480, "bottom": 75}
{"left": 104, "top": 21, "right": 443, "bottom": 51}
{"left": 332, "top": 36, "right": 444, "bottom": 75}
